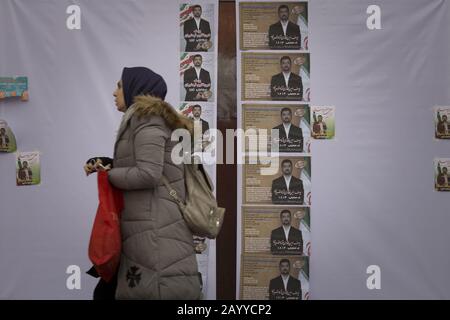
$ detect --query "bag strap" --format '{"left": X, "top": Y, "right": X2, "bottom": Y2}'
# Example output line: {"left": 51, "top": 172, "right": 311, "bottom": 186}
{"left": 161, "top": 175, "right": 185, "bottom": 207}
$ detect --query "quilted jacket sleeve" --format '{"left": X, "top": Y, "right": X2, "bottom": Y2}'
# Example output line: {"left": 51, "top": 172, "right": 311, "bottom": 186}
{"left": 108, "top": 121, "right": 169, "bottom": 190}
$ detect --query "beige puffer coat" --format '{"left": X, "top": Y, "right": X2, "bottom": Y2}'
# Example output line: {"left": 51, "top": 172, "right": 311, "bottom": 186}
{"left": 108, "top": 95, "right": 200, "bottom": 300}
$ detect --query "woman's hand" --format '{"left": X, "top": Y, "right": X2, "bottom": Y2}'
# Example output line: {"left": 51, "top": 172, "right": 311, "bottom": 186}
{"left": 84, "top": 158, "right": 112, "bottom": 176}
{"left": 84, "top": 161, "right": 96, "bottom": 176}
{"left": 94, "top": 159, "right": 111, "bottom": 172}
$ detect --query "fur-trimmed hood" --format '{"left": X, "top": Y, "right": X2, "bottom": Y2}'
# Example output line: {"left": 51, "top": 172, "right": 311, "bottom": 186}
{"left": 131, "top": 95, "right": 193, "bottom": 132}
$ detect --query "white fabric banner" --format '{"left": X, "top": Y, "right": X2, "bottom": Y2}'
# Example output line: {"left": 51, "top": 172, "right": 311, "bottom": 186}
{"left": 0, "top": 0, "right": 218, "bottom": 299}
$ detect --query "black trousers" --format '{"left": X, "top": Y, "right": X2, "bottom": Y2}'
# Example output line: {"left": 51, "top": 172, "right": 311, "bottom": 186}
{"left": 87, "top": 266, "right": 118, "bottom": 300}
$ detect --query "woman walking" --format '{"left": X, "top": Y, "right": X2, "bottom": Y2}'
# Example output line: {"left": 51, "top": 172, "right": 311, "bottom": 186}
{"left": 85, "top": 67, "right": 201, "bottom": 300}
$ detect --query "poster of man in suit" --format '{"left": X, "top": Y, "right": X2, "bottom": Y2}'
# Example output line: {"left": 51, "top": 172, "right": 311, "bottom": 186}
{"left": 272, "top": 107, "right": 303, "bottom": 152}
{"left": 311, "top": 106, "right": 335, "bottom": 139}
{"left": 181, "top": 53, "right": 213, "bottom": 102}
{"left": 180, "top": 4, "right": 214, "bottom": 52}
{"left": 243, "top": 156, "right": 311, "bottom": 205}
{"left": 242, "top": 104, "right": 311, "bottom": 153}
{"left": 16, "top": 151, "right": 40, "bottom": 186}
{"left": 271, "top": 159, "right": 304, "bottom": 205}
{"left": 435, "top": 106, "right": 450, "bottom": 139}
{"left": 270, "top": 56, "right": 303, "bottom": 100}
{"left": 0, "top": 120, "right": 17, "bottom": 153}
{"left": 268, "top": 259, "right": 301, "bottom": 300}
{"left": 178, "top": 102, "right": 216, "bottom": 157}
{"left": 435, "top": 159, "right": 450, "bottom": 192}
{"left": 240, "top": 254, "right": 309, "bottom": 300}
{"left": 270, "top": 209, "right": 303, "bottom": 255}
{"left": 241, "top": 52, "right": 309, "bottom": 102}
{"left": 191, "top": 104, "right": 210, "bottom": 136}
{"left": 239, "top": 2, "right": 308, "bottom": 50}
{"left": 242, "top": 206, "right": 311, "bottom": 256}
{"left": 268, "top": 4, "right": 301, "bottom": 49}
{"left": 191, "top": 104, "right": 211, "bottom": 152}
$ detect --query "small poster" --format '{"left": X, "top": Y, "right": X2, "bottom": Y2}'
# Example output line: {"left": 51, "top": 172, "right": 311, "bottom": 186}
{"left": 242, "top": 104, "right": 311, "bottom": 153}
{"left": 0, "top": 77, "right": 28, "bottom": 101}
{"left": 435, "top": 158, "right": 450, "bottom": 192}
{"left": 311, "top": 106, "right": 335, "bottom": 139}
{"left": 16, "top": 151, "right": 40, "bottom": 186}
{"left": 434, "top": 106, "right": 450, "bottom": 139}
{"left": 180, "top": 52, "right": 215, "bottom": 102}
{"left": 242, "top": 206, "right": 311, "bottom": 256}
{"left": 239, "top": 2, "right": 308, "bottom": 50}
{"left": 240, "top": 254, "right": 309, "bottom": 300}
{"left": 179, "top": 102, "right": 215, "bottom": 153}
{"left": 241, "top": 52, "right": 310, "bottom": 102}
{"left": 179, "top": 2, "right": 217, "bottom": 298}
{"left": 243, "top": 156, "right": 311, "bottom": 205}
{"left": 180, "top": 3, "right": 215, "bottom": 52}
{"left": 0, "top": 120, "right": 17, "bottom": 153}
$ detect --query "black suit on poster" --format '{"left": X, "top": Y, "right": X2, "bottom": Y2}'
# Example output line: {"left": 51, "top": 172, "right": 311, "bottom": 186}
{"left": 269, "top": 275, "right": 302, "bottom": 300}
{"left": 192, "top": 118, "right": 210, "bottom": 152}
{"left": 183, "top": 67, "right": 211, "bottom": 101}
{"left": 270, "top": 226, "right": 303, "bottom": 255}
{"left": 270, "top": 72, "right": 303, "bottom": 100}
{"left": 197, "top": 118, "right": 210, "bottom": 135}
{"left": 272, "top": 123, "right": 303, "bottom": 152}
{"left": 268, "top": 21, "right": 301, "bottom": 49}
{"left": 183, "top": 18, "right": 211, "bottom": 52}
{"left": 271, "top": 175, "right": 304, "bottom": 204}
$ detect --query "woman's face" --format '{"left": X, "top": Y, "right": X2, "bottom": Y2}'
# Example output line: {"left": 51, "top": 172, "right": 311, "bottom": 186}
{"left": 113, "top": 80, "right": 126, "bottom": 112}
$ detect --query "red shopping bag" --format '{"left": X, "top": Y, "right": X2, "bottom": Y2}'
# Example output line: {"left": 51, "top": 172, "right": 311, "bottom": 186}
{"left": 88, "top": 171, "right": 124, "bottom": 282}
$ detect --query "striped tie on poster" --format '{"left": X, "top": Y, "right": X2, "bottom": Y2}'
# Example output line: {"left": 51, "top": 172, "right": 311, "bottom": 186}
{"left": 178, "top": 0, "right": 219, "bottom": 300}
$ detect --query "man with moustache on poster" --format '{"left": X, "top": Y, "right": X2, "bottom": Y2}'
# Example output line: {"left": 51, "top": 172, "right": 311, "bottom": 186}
{"left": 270, "top": 56, "right": 303, "bottom": 101}
{"left": 268, "top": 4, "right": 301, "bottom": 50}
{"left": 183, "top": 4, "right": 212, "bottom": 52}
{"left": 272, "top": 107, "right": 303, "bottom": 152}
{"left": 184, "top": 54, "right": 212, "bottom": 101}
{"left": 271, "top": 159, "right": 304, "bottom": 204}
{"left": 270, "top": 209, "right": 303, "bottom": 255}
{"left": 269, "top": 259, "right": 301, "bottom": 300}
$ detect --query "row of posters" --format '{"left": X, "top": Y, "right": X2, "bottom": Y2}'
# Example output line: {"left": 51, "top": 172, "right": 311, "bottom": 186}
{"left": 236, "top": 2, "right": 450, "bottom": 300}
{"left": 237, "top": 1, "right": 311, "bottom": 300}
{"left": 0, "top": 76, "right": 38, "bottom": 187}
{"left": 178, "top": 1, "right": 219, "bottom": 299}
{"left": 0, "top": 85, "right": 40, "bottom": 186}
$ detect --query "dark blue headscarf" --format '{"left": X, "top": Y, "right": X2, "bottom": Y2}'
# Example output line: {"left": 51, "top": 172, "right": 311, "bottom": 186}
{"left": 121, "top": 67, "right": 167, "bottom": 108}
